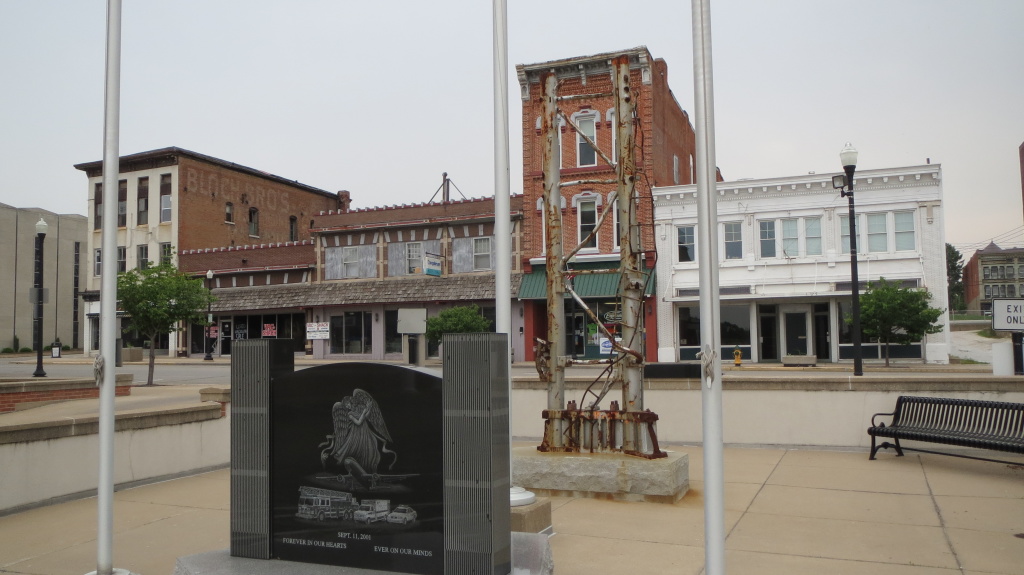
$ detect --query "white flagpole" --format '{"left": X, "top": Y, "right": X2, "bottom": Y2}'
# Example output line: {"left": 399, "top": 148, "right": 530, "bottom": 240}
{"left": 93, "top": 1, "right": 125, "bottom": 574}
{"left": 692, "top": 0, "right": 726, "bottom": 573}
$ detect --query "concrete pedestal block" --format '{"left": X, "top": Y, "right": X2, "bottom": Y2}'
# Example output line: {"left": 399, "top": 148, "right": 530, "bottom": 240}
{"left": 511, "top": 446, "right": 689, "bottom": 503}
{"left": 511, "top": 498, "right": 553, "bottom": 534}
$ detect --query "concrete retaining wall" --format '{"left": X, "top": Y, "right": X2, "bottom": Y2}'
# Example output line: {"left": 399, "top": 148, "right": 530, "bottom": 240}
{"left": 510, "top": 380, "right": 1024, "bottom": 448}
{"left": 0, "top": 408, "right": 229, "bottom": 514}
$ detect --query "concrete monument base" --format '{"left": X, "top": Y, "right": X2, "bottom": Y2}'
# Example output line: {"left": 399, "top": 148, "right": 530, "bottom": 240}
{"left": 511, "top": 447, "right": 689, "bottom": 503}
{"left": 510, "top": 498, "right": 553, "bottom": 535}
{"left": 174, "top": 533, "right": 553, "bottom": 575}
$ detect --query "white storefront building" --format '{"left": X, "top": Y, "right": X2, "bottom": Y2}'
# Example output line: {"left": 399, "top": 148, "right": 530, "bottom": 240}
{"left": 653, "top": 164, "right": 950, "bottom": 365}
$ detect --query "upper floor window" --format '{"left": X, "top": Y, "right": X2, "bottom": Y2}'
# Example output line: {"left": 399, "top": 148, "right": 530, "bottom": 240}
{"left": 117, "top": 180, "right": 127, "bottom": 227}
{"left": 289, "top": 216, "right": 298, "bottom": 242}
{"left": 473, "top": 237, "right": 492, "bottom": 270}
{"left": 673, "top": 155, "right": 680, "bottom": 185}
{"left": 576, "top": 115, "right": 597, "bottom": 167}
{"left": 759, "top": 221, "right": 776, "bottom": 258}
{"left": 117, "top": 246, "right": 127, "bottom": 273}
{"left": 249, "top": 208, "right": 260, "bottom": 237}
{"left": 160, "top": 242, "right": 172, "bottom": 265}
{"left": 137, "top": 244, "right": 149, "bottom": 270}
{"left": 983, "top": 267, "right": 991, "bottom": 280}
{"left": 760, "top": 217, "right": 822, "bottom": 258}
{"left": 841, "top": 211, "right": 917, "bottom": 255}
{"left": 724, "top": 222, "right": 743, "bottom": 260}
{"left": 93, "top": 183, "right": 103, "bottom": 230}
{"left": 894, "top": 211, "right": 915, "bottom": 251}
{"left": 225, "top": 202, "right": 233, "bottom": 223}
{"left": 578, "top": 199, "right": 597, "bottom": 249}
{"left": 93, "top": 249, "right": 102, "bottom": 276}
{"left": 325, "top": 244, "right": 376, "bottom": 280}
{"left": 137, "top": 177, "right": 149, "bottom": 226}
{"left": 406, "top": 241, "right": 422, "bottom": 274}
{"left": 342, "top": 246, "right": 359, "bottom": 277}
{"left": 677, "top": 225, "right": 695, "bottom": 263}
{"left": 159, "top": 174, "right": 172, "bottom": 223}
{"left": 866, "top": 213, "right": 888, "bottom": 252}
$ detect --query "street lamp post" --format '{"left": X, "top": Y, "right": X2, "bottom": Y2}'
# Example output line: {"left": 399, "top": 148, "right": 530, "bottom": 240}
{"left": 204, "top": 270, "right": 214, "bottom": 361}
{"left": 833, "top": 143, "right": 863, "bottom": 376}
{"left": 32, "top": 217, "right": 48, "bottom": 377}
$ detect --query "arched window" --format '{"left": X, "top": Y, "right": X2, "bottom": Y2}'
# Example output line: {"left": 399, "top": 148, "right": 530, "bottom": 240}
{"left": 249, "top": 207, "right": 259, "bottom": 237}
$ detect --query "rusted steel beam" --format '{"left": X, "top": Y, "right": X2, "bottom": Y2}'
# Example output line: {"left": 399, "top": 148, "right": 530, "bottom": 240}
{"left": 555, "top": 92, "right": 614, "bottom": 102}
{"left": 538, "top": 407, "right": 667, "bottom": 458}
{"left": 541, "top": 71, "right": 565, "bottom": 449}
{"left": 559, "top": 178, "right": 617, "bottom": 187}
{"left": 612, "top": 54, "right": 647, "bottom": 455}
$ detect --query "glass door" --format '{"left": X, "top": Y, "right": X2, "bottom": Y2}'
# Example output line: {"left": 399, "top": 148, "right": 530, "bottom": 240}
{"left": 220, "top": 319, "right": 233, "bottom": 356}
{"left": 781, "top": 305, "right": 813, "bottom": 357}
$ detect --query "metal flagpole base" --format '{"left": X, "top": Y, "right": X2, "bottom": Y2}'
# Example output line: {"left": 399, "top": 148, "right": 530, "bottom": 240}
{"left": 510, "top": 486, "right": 537, "bottom": 507}
{"left": 85, "top": 570, "right": 139, "bottom": 575}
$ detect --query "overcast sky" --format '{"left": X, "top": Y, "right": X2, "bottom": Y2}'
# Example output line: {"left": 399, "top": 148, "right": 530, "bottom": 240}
{"left": 1, "top": 1, "right": 1021, "bottom": 256}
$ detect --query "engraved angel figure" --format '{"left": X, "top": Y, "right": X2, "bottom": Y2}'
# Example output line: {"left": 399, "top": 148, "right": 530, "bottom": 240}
{"left": 319, "top": 389, "right": 396, "bottom": 486}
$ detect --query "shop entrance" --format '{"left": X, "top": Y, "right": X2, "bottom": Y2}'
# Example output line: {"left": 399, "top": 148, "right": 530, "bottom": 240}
{"left": 220, "top": 319, "right": 233, "bottom": 356}
{"left": 781, "top": 305, "right": 813, "bottom": 357}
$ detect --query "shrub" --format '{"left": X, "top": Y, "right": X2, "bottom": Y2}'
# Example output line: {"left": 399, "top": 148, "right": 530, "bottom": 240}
{"left": 425, "top": 305, "right": 493, "bottom": 344}
{"left": 1, "top": 347, "right": 13, "bottom": 354}
{"left": 19, "top": 347, "right": 33, "bottom": 353}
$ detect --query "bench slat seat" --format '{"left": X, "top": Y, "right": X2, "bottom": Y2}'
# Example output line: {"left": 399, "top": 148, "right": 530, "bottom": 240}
{"left": 868, "top": 396, "right": 1024, "bottom": 460}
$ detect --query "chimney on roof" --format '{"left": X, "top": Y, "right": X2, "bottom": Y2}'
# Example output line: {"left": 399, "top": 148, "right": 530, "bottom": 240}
{"left": 442, "top": 172, "right": 450, "bottom": 203}
{"left": 338, "top": 190, "right": 352, "bottom": 212}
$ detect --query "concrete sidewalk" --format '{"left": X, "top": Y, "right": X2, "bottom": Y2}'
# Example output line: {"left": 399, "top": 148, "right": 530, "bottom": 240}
{"left": 1, "top": 444, "right": 1021, "bottom": 575}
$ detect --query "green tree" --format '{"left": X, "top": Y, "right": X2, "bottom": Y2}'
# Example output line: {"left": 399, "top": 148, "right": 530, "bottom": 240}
{"left": 946, "top": 243, "right": 965, "bottom": 312}
{"left": 856, "top": 277, "right": 943, "bottom": 366}
{"left": 117, "top": 262, "right": 215, "bottom": 385}
{"left": 425, "top": 305, "right": 492, "bottom": 345}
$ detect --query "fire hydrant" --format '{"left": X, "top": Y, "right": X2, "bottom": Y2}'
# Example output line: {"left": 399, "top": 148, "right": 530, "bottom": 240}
{"left": 733, "top": 346, "right": 742, "bottom": 367}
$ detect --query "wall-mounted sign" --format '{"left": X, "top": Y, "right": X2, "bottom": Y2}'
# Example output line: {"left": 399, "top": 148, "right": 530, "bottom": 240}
{"left": 424, "top": 253, "right": 442, "bottom": 277}
{"left": 598, "top": 336, "right": 622, "bottom": 355}
{"left": 306, "top": 322, "right": 330, "bottom": 340}
{"left": 397, "top": 309, "right": 427, "bottom": 335}
{"left": 603, "top": 310, "right": 622, "bottom": 323}
{"left": 991, "top": 299, "right": 1024, "bottom": 331}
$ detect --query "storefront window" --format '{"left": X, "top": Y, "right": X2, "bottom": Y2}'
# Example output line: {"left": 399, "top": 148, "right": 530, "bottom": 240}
{"left": 677, "top": 305, "right": 750, "bottom": 349}
{"left": 385, "top": 310, "right": 402, "bottom": 353}
{"left": 330, "top": 311, "right": 373, "bottom": 354}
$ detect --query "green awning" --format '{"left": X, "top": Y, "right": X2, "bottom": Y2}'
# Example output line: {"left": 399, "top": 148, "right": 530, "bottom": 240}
{"left": 517, "top": 265, "right": 656, "bottom": 300}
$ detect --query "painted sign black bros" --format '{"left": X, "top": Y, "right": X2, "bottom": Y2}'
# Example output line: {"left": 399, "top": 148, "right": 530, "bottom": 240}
{"left": 271, "top": 363, "right": 443, "bottom": 574}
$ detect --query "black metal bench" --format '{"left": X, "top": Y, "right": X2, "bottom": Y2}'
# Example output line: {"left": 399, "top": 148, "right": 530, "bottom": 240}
{"left": 868, "top": 396, "right": 1024, "bottom": 463}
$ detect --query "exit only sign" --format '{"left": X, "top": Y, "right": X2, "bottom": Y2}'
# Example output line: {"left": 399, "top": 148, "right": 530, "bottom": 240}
{"left": 991, "top": 299, "right": 1024, "bottom": 331}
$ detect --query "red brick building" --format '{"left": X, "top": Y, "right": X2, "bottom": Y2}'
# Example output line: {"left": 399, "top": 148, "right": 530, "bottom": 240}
{"left": 515, "top": 47, "right": 700, "bottom": 361}
{"left": 75, "top": 147, "right": 344, "bottom": 355}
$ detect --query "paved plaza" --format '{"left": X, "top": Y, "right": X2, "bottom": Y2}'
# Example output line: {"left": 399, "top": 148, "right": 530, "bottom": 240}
{"left": 1, "top": 443, "right": 1022, "bottom": 575}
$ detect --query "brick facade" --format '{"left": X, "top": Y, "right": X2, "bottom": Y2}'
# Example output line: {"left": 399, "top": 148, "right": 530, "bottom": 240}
{"left": 517, "top": 48, "right": 697, "bottom": 264}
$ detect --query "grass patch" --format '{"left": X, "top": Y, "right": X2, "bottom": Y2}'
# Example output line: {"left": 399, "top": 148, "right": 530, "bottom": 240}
{"left": 977, "top": 328, "right": 1003, "bottom": 338}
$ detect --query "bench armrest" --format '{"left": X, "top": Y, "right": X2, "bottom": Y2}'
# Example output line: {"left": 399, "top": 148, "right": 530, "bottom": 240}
{"left": 871, "top": 411, "right": 895, "bottom": 427}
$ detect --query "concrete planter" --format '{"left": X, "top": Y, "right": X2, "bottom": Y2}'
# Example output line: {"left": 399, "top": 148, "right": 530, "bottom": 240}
{"left": 122, "top": 347, "right": 143, "bottom": 362}
{"left": 782, "top": 355, "right": 816, "bottom": 367}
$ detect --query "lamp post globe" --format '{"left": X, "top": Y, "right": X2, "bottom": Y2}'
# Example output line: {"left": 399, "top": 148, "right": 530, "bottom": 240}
{"left": 839, "top": 143, "right": 863, "bottom": 376}
{"left": 203, "top": 270, "right": 214, "bottom": 361}
{"left": 32, "top": 217, "right": 49, "bottom": 377}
